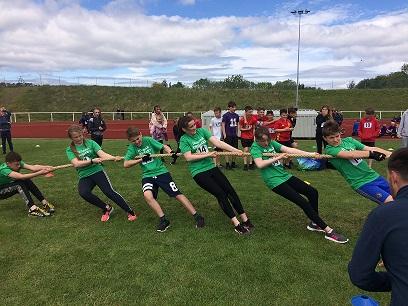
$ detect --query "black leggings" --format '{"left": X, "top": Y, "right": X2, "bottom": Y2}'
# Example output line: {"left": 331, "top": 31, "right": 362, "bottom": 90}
{"left": 78, "top": 171, "right": 133, "bottom": 213}
{"left": 193, "top": 167, "right": 245, "bottom": 219}
{"left": 0, "top": 180, "right": 44, "bottom": 208}
{"left": 272, "top": 176, "right": 327, "bottom": 229}
{"left": 315, "top": 135, "right": 327, "bottom": 154}
{"left": 91, "top": 134, "right": 103, "bottom": 146}
{"left": 1, "top": 130, "right": 13, "bottom": 154}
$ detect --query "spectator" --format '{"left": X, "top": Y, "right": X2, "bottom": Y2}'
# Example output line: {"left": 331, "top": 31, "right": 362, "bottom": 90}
{"left": 398, "top": 109, "right": 408, "bottom": 148}
{"left": 149, "top": 105, "right": 168, "bottom": 132}
{"left": 379, "top": 124, "right": 387, "bottom": 137}
{"left": 348, "top": 148, "right": 408, "bottom": 306}
{"left": 120, "top": 108, "right": 125, "bottom": 120}
{"left": 170, "top": 117, "right": 181, "bottom": 165}
{"left": 358, "top": 107, "right": 380, "bottom": 168}
{"left": 315, "top": 105, "right": 331, "bottom": 154}
{"left": 87, "top": 107, "right": 107, "bottom": 146}
{"left": 288, "top": 107, "right": 298, "bottom": 148}
{"left": 332, "top": 108, "right": 344, "bottom": 126}
{"left": 263, "top": 110, "right": 277, "bottom": 140}
{"left": 254, "top": 107, "right": 267, "bottom": 127}
{"left": 186, "top": 112, "right": 202, "bottom": 128}
{"left": 387, "top": 121, "right": 398, "bottom": 138}
{"left": 222, "top": 101, "right": 240, "bottom": 170}
{"left": 274, "top": 109, "right": 294, "bottom": 168}
{"left": 79, "top": 111, "right": 90, "bottom": 133}
{"left": 0, "top": 107, "right": 13, "bottom": 155}
{"left": 209, "top": 107, "right": 223, "bottom": 167}
{"left": 352, "top": 120, "right": 360, "bottom": 136}
{"left": 150, "top": 114, "right": 167, "bottom": 160}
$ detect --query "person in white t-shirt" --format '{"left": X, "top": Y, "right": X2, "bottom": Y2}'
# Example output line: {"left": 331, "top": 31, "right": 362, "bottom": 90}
{"left": 209, "top": 107, "right": 223, "bottom": 167}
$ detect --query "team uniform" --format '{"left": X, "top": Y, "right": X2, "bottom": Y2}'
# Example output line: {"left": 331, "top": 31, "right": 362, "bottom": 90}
{"left": 87, "top": 116, "right": 107, "bottom": 146}
{"left": 358, "top": 116, "right": 380, "bottom": 147}
{"left": 124, "top": 137, "right": 181, "bottom": 199}
{"left": 210, "top": 116, "right": 222, "bottom": 151}
{"left": 179, "top": 128, "right": 247, "bottom": 221}
{"left": 325, "top": 137, "right": 391, "bottom": 204}
{"left": 274, "top": 117, "right": 292, "bottom": 147}
{"left": 250, "top": 141, "right": 329, "bottom": 232}
{"left": 0, "top": 161, "right": 45, "bottom": 211}
{"left": 239, "top": 115, "right": 257, "bottom": 148}
{"left": 222, "top": 112, "right": 239, "bottom": 148}
{"left": 263, "top": 121, "right": 277, "bottom": 140}
{"left": 66, "top": 139, "right": 135, "bottom": 217}
{"left": 254, "top": 114, "right": 267, "bottom": 127}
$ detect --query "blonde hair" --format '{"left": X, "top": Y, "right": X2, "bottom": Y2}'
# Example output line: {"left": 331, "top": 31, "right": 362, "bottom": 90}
{"left": 67, "top": 125, "right": 87, "bottom": 159}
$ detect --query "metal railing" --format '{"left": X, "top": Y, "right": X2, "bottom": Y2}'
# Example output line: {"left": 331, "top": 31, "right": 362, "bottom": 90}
{"left": 11, "top": 111, "right": 205, "bottom": 123}
{"left": 10, "top": 110, "right": 405, "bottom": 123}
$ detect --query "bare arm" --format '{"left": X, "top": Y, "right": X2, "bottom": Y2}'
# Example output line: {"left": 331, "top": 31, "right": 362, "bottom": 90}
{"left": 209, "top": 136, "right": 241, "bottom": 153}
{"left": 253, "top": 154, "right": 287, "bottom": 169}
{"left": 221, "top": 122, "right": 226, "bottom": 139}
{"left": 23, "top": 163, "right": 53, "bottom": 172}
{"left": 96, "top": 150, "right": 122, "bottom": 161}
{"left": 123, "top": 158, "right": 142, "bottom": 168}
{"left": 8, "top": 169, "right": 48, "bottom": 180}
{"left": 280, "top": 146, "right": 315, "bottom": 155}
{"left": 183, "top": 150, "right": 216, "bottom": 162}
{"left": 362, "top": 146, "right": 392, "bottom": 158}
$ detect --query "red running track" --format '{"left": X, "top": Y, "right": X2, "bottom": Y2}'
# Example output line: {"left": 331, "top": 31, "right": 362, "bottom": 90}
{"left": 11, "top": 118, "right": 395, "bottom": 139}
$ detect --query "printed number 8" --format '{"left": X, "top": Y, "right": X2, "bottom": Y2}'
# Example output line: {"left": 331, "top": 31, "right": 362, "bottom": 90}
{"left": 169, "top": 182, "right": 178, "bottom": 192}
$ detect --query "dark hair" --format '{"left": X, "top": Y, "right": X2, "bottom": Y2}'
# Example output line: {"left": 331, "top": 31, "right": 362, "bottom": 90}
{"left": 67, "top": 124, "right": 87, "bottom": 159}
{"left": 5, "top": 151, "right": 22, "bottom": 163}
{"left": 186, "top": 111, "right": 194, "bottom": 117}
{"left": 280, "top": 109, "right": 288, "bottom": 115}
{"left": 266, "top": 110, "right": 274, "bottom": 116}
{"left": 288, "top": 107, "right": 297, "bottom": 114}
{"left": 227, "top": 101, "right": 236, "bottom": 108}
{"left": 322, "top": 120, "right": 341, "bottom": 137}
{"left": 320, "top": 105, "right": 330, "bottom": 112}
{"left": 388, "top": 148, "right": 408, "bottom": 181}
{"left": 257, "top": 107, "right": 265, "bottom": 111}
{"left": 244, "top": 105, "right": 253, "bottom": 112}
{"left": 255, "top": 127, "right": 270, "bottom": 141}
{"left": 365, "top": 107, "right": 375, "bottom": 115}
{"left": 178, "top": 115, "right": 195, "bottom": 136}
{"left": 153, "top": 105, "right": 161, "bottom": 113}
{"left": 126, "top": 127, "right": 141, "bottom": 139}
{"left": 213, "top": 107, "right": 221, "bottom": 112}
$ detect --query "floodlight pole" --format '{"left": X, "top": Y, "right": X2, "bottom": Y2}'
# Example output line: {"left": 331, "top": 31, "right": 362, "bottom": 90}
{"left": 291, "top": 9, "right": 310, "bottom": 109}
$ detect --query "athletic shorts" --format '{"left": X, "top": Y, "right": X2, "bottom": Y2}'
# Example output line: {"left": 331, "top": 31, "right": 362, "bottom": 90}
{"left": 141, "top": 172, "right": 182, "bottom": 199}
{"left": 356, "top": 176, "right": 391, "bottom": 205}
{"left": 224, "top": 136, "right": 238, "bottom": 148}
{"left": 361, "top": 141, "right": 375, "bottom": 147}
{"left": 278, "top": 141, "right": 292, "bottom": 148}
{"left": 241, "top": 138, "right": 254, "bottom": 148}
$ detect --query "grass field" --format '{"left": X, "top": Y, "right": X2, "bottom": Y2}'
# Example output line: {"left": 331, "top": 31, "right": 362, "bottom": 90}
{"left": 0, "top": 138, "right": 400, "bottom": 305}
{"left": 1, "top": 86, "right": 408, "bottom": 113}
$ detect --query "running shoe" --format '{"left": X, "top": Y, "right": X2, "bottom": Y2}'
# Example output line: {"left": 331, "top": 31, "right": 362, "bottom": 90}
{"left": 306, "top": 222, "right": 325, "bottom": 233}
{"left": 127, "top": 212, "right": 137, "bottom": 221}
{"left": 234, "top": 224, "right": 250, "bottom": 235}
{"left": 28, "top": 206, "right": 50, "bottom": 217}
{"left": 325, "top": 230, "right": 349, "bottom": 244}
{"left": 43, "top": 202, "right": 55, "bottom": 214}
{"left": 156, "top": 218, "right": 170, "bottom": 232}
{"left": 195, "top": 214, "right": 205, "bottom": 228}
{"left": 242, "top": 219, "right": 254, "bottom": 230}
{"left": 101, "top": 206, "right": 114, "bottom": 222}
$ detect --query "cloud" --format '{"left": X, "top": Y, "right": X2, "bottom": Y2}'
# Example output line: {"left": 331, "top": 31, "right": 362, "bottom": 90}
{"left": 178, "top": 0, "right": 196, "bottom": 5}
{"left": 0, "top": 1, "right": 407, "bottom": 88}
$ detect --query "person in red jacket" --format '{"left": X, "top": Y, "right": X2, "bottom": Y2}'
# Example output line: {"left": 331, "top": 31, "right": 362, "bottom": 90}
{"left": 275, "top": 109, "right": 294, "bottom": 168}
{"left": 358, "top": 107, "right": 380, "bottom": 168}
{"left": 239, "top": 105, "right": 257, "bottom": 171}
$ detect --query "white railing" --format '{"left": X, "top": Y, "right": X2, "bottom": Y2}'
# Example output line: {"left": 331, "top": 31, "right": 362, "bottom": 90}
{"left": 10, "top": 110, "right": 405, "bottom": 123}
{"left": 11, "top": 111, "right": 204, "bottom": 123}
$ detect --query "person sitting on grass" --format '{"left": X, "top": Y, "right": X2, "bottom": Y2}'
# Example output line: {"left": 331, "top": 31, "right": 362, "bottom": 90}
{"left": 349, "top": 148, "right": 408, "bottom": 306}
{"left": 250, "top": 127, "right": 348, "bottom": 244}
{"left": 66, "top": 125, "right": 137, "bottom": 222}
{"left": 178, "top": 115, "right": 253, "bottom": 235}
{"left": 0, "top": 152, "right": 55, "bottom": 217}
{"left": 323, "top": 120, "right": 393, "bottom": 205}
{"left": 123, "top": 127, "right": 205, "bottom": 232}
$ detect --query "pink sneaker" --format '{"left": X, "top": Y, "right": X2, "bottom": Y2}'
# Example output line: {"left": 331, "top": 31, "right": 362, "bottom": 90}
{"left": 101, "top": 206, "right": 113, "bottom": 222}
{"left": 128, "top": 213, "right": 137, "bottom": 221}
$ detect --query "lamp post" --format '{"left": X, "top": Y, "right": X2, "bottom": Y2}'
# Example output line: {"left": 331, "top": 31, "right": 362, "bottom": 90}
{"left": 291, "top": 9, "right": 310, "bottom": 108}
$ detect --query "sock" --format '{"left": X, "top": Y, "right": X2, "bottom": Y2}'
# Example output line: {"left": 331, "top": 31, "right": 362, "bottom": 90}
{"left": 128, "top": 210, "right": 135, "bottom": 216}
{"left": 160, "top": 215, "right": 166, "bottom": 221}
{"left": 193, "top": 212, "right": 201, "bottom": 220}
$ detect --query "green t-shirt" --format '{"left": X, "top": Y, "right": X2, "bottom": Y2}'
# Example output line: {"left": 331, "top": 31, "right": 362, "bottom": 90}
{"left": 124, "top": 137, "right": 168, "bottom": 178}
{"left": 66, "top": 139, "right": 104, "bottom": 179}
{"left": 179, "top": 128, "right": 215, "bottom": 177}
{"left": 325, "top": 137, "right": 380, "bottom": 189}
{"left": 0, "top": 161, "right": 25, "bottom": 186}
{"left": 250, "top": 141, "right": 292, "bottom": 189}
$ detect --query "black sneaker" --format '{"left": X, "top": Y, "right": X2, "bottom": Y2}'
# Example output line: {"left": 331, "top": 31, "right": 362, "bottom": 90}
{"left": 306, "top": 222, "right": 325, "bottom": 233}
{"left": 231, "top": 163, "right": 238, "bottom": 169}
{"left": 195, "top": 215, "right": 205, "bottom": 228}
{"left": 243, "top": 165, "right": 248, "bottom": 171}
{"left": 234, "top": 224, "right": 250, "bottom": 235}
{"left": 325, "top": 230, "right": 349, "bottom": 244}
{"left": 156, "top": 218, "right": 170, "bottom": 232}
{"left": 242, "top": 219, "right": 254, "bottom": 230}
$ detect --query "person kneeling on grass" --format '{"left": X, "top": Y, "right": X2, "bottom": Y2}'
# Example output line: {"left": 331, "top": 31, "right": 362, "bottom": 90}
{"left": 322, "top": 120, "right": 393, "bottom": 205}
{"left": 250, "top": 127, "right": 348, "bottom": 244}
{"left": 124, "top": 127, "right": 205, "bottom": 232}
{"left": 178, "top": 115, "right": 253, "bottom": 235}
{"left": 0, "top": 152, "right": 55, "bottom": 217}
{"left": 66, "top": 125, "right": 137, "bottom": 222}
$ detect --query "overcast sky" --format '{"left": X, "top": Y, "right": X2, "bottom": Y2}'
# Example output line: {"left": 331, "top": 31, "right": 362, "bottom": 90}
{"left": 1, "top": 0, "right": 407, "bottom": 88}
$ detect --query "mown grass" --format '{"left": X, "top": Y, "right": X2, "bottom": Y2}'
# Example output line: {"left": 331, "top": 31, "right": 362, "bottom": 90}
{"left": 0, "top": 139, "right": 400, "bottom": 305}
{"left": 1, "top": 86, "right": 408, "bottom": 113}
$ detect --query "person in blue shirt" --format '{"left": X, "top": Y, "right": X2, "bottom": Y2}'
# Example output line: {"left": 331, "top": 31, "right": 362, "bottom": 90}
{"left": 352, "top": 119, "right": 360, "bottom": 136}
{"left": 349, "top": 148, "right": 408, "bottom": 306}
{"left": 0, "top": 107, "right": 14, "bottom": 155}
